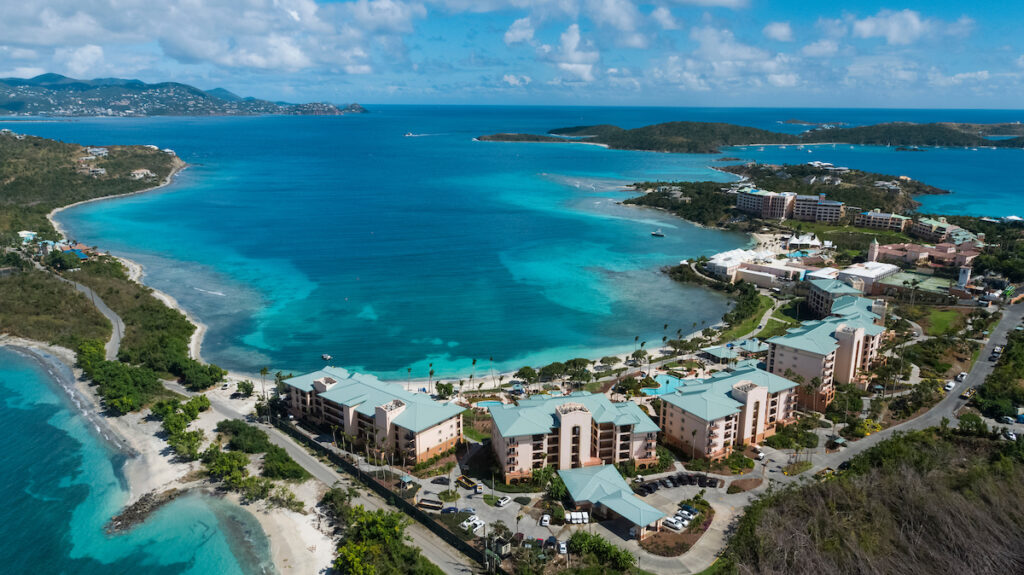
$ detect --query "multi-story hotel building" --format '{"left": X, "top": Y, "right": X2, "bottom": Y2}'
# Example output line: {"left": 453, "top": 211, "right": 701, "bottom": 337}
{"left": 659, "top": 366, "right": 799, "bottom": 460}
{"left": 793, "top": 194, "right": 845, "bottom": 223}
{"left": 855, "top": 209, "right": 911, "bottom": 232}
{"left": 489, "top": 392, "right": 659, "bottom": 483}
{"left": 735, "top": 188, "right": 797, "bottom": 220}
{"left": 767, "top": 296, "right": 888, "bottom": 411}
{"left": 284, "top": 367, "right": 464, "bottom": 464}
{"left": 807, "top": 278, "right": 863, "bottom": 318}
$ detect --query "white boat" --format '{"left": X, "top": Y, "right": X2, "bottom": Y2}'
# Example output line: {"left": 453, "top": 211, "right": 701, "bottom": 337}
{"left": 321, "top": 354, "right": 332, "bottom": 361}
{"left": 757, "top": 147, "right": 765, "bottom": 152}
{"left": 404, "top": 132, "right": 413, "bottom": 137}
{"left": 651, "top": 229, "right": 665, "bottom": 237}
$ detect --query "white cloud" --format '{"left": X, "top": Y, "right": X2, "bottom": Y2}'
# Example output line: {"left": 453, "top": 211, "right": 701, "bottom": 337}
{"left": 668, "top": 0, "right": 747, "bottom": 7}
{"left": 690, "top": 26, "right": 765, "bottom": 61}
{"left": 762, "top": 22, "right": 793, "bottom": 42}
{"left": 651, "top": 7, "right": 680, "bottom": 31}
{"left": 852, "top": 9, "right": 931, "bottom": 45}
{"left": 815, "top": 17, "right": 846, "bottom": 38}
{"left": 801, "top": 39, "right": 838, "bottom": 58}
{"left": 502, "top": 73, "right": 531, "bottom": 86}
{"left": 1017, "top": 54, "right": 1024, "bottom": 68}
{"left": 349, "top": 0, "right": 426, "bottom": 34}
{"left": 846, "top": 55, "right": 919, "bottom": 85}
{"left": 548, "top": 24, "right": 599, "bottom": 82}
{"left": 767, "top": 73, "right": 798, "bottom": 87}
{"left": 56, "top": 44, "right": 104, "bottom": 77}
{"left": 927, "top": 69, "right": 989, "bottom": 87}
{"left": 504, "top": 17, "right": 534, "bottom": 45}
{"left": 586, "top": 0, "right": 647, "bottom": 48}
{"left": 0, "top": 66, "right": 47, "bottom": 78}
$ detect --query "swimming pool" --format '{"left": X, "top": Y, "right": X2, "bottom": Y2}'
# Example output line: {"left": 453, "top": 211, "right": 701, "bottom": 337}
{"left": 643, "top": 374, "right": 688, "bottom": 396}
{"left": 477, "top": 401, "right": 504, "bottom": 409}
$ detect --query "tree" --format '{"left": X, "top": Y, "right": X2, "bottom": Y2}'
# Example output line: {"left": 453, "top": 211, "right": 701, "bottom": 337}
{"left": 515, "top": 366, "right": 538, "bottom": 384}
{"left": 600, "top": 356, "right": 622, "bottom": 366}
{"left": 237, "top": 380, "right": 255, "bottom": 397}
{"left": 435, "top": 382, "right": 455, "bottom": 399}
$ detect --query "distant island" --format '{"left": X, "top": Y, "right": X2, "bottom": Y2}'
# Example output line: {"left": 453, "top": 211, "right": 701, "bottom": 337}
{"left": 0, "top": 73, "right": 367, "bottom": 117}
{"left": 479, "top": 120, "right": 1024, "bottom": 153}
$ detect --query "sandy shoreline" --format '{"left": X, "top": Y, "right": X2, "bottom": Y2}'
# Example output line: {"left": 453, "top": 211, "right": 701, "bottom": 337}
{"left": 0, "top": 335, "right": 334, "bottom": 574}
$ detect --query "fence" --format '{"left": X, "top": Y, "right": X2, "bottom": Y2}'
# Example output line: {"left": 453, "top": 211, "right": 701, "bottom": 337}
{"left": 272, "top": 417, "right": 510, "bottom": 575}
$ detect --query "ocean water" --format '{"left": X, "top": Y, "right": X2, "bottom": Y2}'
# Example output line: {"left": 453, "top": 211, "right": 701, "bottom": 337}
{"left": 7, "top": 106, "right": 1023, "bottom": 378}
{"left": 0, "top": 347, "right": 275, "bottom": 574}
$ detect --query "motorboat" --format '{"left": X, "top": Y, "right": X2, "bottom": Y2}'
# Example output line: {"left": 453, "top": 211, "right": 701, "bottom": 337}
{"left": 651, "top": 229, "right": 665, "bottom": 237}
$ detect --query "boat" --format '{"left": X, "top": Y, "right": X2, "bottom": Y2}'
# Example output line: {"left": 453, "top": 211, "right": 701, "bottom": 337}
{"left": 321, "top": 354, "right": 332, "bottom": 361}
{"left": 404, "top": 132, "right": 414, "bottom": 137}
{"left": 651, "top": 229, "right": 665, "bottom": 237}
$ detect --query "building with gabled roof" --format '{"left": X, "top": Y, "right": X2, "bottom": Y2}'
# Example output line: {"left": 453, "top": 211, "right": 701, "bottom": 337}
{"left": 658, "top": 366, "right": 799, "bottom": 460}
{"left": 767, "top": 296, "right": 888, "bottom": 410}
{"left": 559, "top": 465, "right": 666, "bottom": 540}
{"left": 807, "top": 278, "right": 863, "bottom": 318}
{"left": 284, "top": 366, "right": 464, "bottom": 464}
{"left": 490, "top": 391, "right": 659, "bottom": 483}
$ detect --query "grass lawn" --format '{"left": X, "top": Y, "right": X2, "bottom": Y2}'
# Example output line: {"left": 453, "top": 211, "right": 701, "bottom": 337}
{"left": 755, "top": 319, "right": 791, "bottom": 339}
{"left": 921, "top": 308, "right": 968, "bottom": 336}
{"left": 718, "top": 295, "right": 774, "bottom": 342}
{"left": 463, "top": 427, "right": 491, "bottom": 441}
{"left": 782, "top": 461, "right": 813, "bottom": 476}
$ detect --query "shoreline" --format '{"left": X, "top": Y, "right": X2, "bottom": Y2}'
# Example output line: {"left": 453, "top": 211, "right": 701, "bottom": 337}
{"left": 0, "top": 335, "right": 334, "bottom": 574}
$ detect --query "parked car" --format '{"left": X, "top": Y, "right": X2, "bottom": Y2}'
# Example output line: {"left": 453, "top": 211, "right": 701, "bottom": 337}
{"left": 431, "top": 477, "right": 450, "bottom": 485}
{"left": 460, "top": 507, "right": 475, "bottom": 515}
{"left": 837, "top": 461, "right": 851, "bottom": 471}
{"left": 1005, "top": 430, "right": 1018, "bottom": 441}
{"left": 474, "top": 484, "right": 484, "bottom": 494}
{"left": 558, "top": 541, "right": 567, "bottom": 555}
{"left": 441, "top": 507, "right": 458, "bottom": 514}
{"left": 754, "top": 449, "right": 765, "bottom": 461}
{"left": 696, "top": 476, "right": 708, "bottom": 487}
{"left": 681, "top": 504, "right": 699, "bottom": 515}
{"left": 496, "top": 496, "right": 511, "bottom": 507}
{"left": 956, "top": 371, "right": 968, "bottom": 382}
{"left": 540, "top": 514, "right": 551, "bottom": 526}
{"left": 459, "top": 515, "right": 480, "bottom": 530}
{"left": 960, "top": 387, "right": 977, "bottom": 400}
{"left": 663, "top": 517, "right": 683, "bottom": 530}
{"left": 660, "top": 478, "right": 672, "bottom": 488}
{"left": 676, "top": 509, "right": 695, "bottom": 520}
{"left": 999, "top": 415, "right": 1015, "bottom": 425}
{"left": 944, "top": 381, "right": 956, "bottom": 392}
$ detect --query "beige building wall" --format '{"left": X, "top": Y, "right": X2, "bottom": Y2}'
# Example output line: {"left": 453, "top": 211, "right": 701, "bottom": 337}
{"left": 768, "top": 343, "right": 836, "bottom": 410}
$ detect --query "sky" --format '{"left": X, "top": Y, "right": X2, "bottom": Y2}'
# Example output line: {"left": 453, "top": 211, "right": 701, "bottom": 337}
{"left": 1, "top": 0, "right": 1022, "bottom": 108}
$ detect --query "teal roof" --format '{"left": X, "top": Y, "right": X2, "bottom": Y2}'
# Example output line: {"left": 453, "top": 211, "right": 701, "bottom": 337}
{"left": 558, "top": 466, "right": 665, "bottom": 526}
{"left": 729, "top": 359, "right": 763, "bottom": 371}
{"left": 700, "top": 345, "right": 739, "bottom": 360}
{"left": 661, "top": 366, "right": 798, "bottom": 422}
{"left": 490, "top": 392, "right": 659, "bottom": 438}
{"left": 808, "top": 278, "right": 862, "bottom": 296}
{"left": 736, "top": 339, "right": 770, "bottom": 354}
{"left": 284, "top": 367, "right": 464, "bottom": 433}
{"left": 830, "top": 296, "right": 886, "bottom": 336}
{"left": 768, "top": 320, "right": 840, "bottom": 355}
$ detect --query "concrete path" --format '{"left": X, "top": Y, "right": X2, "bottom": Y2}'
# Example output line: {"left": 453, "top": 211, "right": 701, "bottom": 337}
{"left": 61, "top": 277, "right": 125, "bottom": 360}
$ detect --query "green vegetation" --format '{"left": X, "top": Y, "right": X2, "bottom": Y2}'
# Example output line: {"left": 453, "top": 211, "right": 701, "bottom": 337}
{"left": 902, "top": 335, "right": 977, "bottom": 379}
{"left": 763, "top": 417, "right": 819, "bottom": 450}
{"left": 150, "top": 396, "right": 209, "bottom": 460}
{"left": 68, "top": 257, "right": 226, "bottom": 390}
{"left": 331, "top": 502, "right": 445, "bottom": 575}
{"left": 477, "top": 133, "right": 565, "bottom": 143}
{"left": 973, "top": 330, "right": 1024, "bottom": 418}
{"left": 717, "top": 292, "right": 773, "bottom": 343}
{"left": 438, "top": 489, "right": 459, "bottom": 502}
{"left": 617, "top": 445, "right": 675, "bottom": 477}
{"left": 77, "top": 339, "right": 178, "bottom": 414}
{"left": 0, "top": 269, "right": 111, "bottom": 348}
{"left": 781, "top": 460, "right": 812, "bottom": 475}
{"left": 567, "top": 531, "right": 636, "bottom": 570}
{"left": 549, "top": 122, "right": 798, "bottom": 153}
{"left": 214, "top": 419, "right": 309, "bottom": 480}
{"left": 0, "top": 132, "right": 175, "bottom": 240}
{"left": 624, "top": 181, "right": 743, "bottom": 227}
{"left": 715, "top": 429, "right": 1024, "bottom": 574}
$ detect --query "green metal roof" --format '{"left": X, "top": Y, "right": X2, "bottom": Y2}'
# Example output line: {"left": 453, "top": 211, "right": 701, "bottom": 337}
{"left": 808, "top": 278, "right": 862, "bottom": 296}
{"left": 736, "top": 339, "right": 770, "bottom": 354}
{"left": 490, "top": 391, "right": 659, "bottom": 438}
{"left": 558, "top": 465, "right": 666, "bottom": 526}
{"left": 284, "top": 367, "right": 464, "bottom": 433}
{"left": 768, "top": 320, "right": 840, "bottom": 355}
{"left": 700, "top": 345, "right": 739, "bottom": 360}
{"left": 661, "top": 366, "right": 798, "bottom": 422}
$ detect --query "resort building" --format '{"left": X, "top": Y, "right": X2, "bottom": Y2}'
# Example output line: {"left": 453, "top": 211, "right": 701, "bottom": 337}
{"left": 559, "top": 465, "right": 666, "bottom": 540}
{"left": 704, "top": 248, "right": 806, "bottom": 287}
{"left": 489, "top": 392, "right": 659, "bottom": 483}
{"left": 767, "top": 296, "right": 888, "bottom": 410}
{"left": 807, "top": 278, "right": 862, "bottom": 318}
{"left": 658, "top": 366, "right": 800, "bottom": 460}
{"left": 735, "top": 188, "right": 796, "bottom": 220}
{"left": 868, "top": 238, "right": 981, "bottom": 268}
{"left": 793, "top": 194, "right": 845, "bottom": 223}
{"left": 283, "top": 367, "right": 464, "bottom": 465}
{"left": 855, "top": 209, "right": 911, "bottom": 232}
{"left": 908, "top": 217, "right": 982, "bottom": 245}
{"left": 836, "top": 261, "right": 901, "bottom": 294}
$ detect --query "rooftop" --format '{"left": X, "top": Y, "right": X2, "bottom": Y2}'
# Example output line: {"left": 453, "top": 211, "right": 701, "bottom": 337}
{"left": 558, "top": 465, "right": 665, "bottom": 527}
{"left": 660, "top": 366, "right": 799, "bottom": 421}
{"left": 878, "top": 271, "right": 953, "bottom": 294}
{"left": 490, "top": 391, "right": 659, "bottom": 438}
{"left": 808, "top": 278, "right": 862, "bottom": 296}
{"left": 284, "top": 367, "right": 464, "bottom": 433}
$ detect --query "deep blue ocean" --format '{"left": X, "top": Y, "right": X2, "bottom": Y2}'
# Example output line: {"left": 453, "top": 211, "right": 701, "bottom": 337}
{"left": 2, "top": 106, "right": 1023, "bottom": 573}
{"left": 0, "top": 348, "right": 275, "bottom": 574}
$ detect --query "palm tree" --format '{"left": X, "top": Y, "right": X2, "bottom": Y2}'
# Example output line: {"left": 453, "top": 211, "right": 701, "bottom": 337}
{"left": 407, "top": 367, "right": 412, "bottom": 392}
{"left": 690, "top": 428, "right": 698, "bottom": 464}
{"left": 489, "top": 356, "right": 496, "bottom": 389}
{"left": 259, "top": 366, "right": 269, "bottom": 422}
{"left": 634, "top": 335, "right": 639, "bottom": 352}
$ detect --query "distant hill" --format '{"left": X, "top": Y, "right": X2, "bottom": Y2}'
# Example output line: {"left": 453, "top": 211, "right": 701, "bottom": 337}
{"left": 480, "top": 121, "right": 1024, "bottom": 153}
{"left": 0, "top": 74, "right": 367, "bottom": 117}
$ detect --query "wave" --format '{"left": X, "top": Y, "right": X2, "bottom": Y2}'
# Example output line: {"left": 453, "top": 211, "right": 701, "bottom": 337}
{"left": 193, "top": 287, "right": 226, "bottom": 297}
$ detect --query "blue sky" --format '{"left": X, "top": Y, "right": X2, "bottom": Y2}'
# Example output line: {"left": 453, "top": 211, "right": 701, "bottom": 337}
{"left": 1, "top": 0, "right": 1022, "bottom": 107}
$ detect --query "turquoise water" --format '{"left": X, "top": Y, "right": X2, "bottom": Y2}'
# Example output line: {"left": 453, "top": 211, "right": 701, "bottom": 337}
{"left": 0, "top": 347, "right": 275, "bottom": 574}
{"left": 477, "top": 401, "right": 503, "bottom": 408}
{"left": 6, "top": 107, "right": 1023, "bottom": 381}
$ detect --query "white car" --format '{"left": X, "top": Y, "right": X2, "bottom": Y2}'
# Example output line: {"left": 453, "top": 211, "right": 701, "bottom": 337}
{"left": 663, "top": 517, "right": 683, "bottom": 531}
{"left": 676, "top": 509, "right": 695, "bottom": 520}
{"left": 540, "top": 514, "right": 551, "bottom": 526}
{"left": 458, "top": 515, "right": 480, "bottom": 530}
{"left": 470, "top": 518, "right": 485, "bottom": 532}
{"left": 944, "top": 381, "right": 956, "bottom": 392}
{"left": 496, "top": 496, "right": 511, "bottom": 507}
{"left": 558, "top": 541, "right": 567, "bottom": 554}
{"left": 956, "top": 371, "right": 968, "bottom": 381}
{"left": 1005, "top": 430, "right": 1018, "bottom": 441}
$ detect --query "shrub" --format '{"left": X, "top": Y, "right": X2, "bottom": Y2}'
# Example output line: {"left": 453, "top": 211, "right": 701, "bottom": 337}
{"left": 215, "top": 419, "right": 273, "bottom": 453}
{"left": 262, "top": 445, "right": 310, "bottom": 480}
